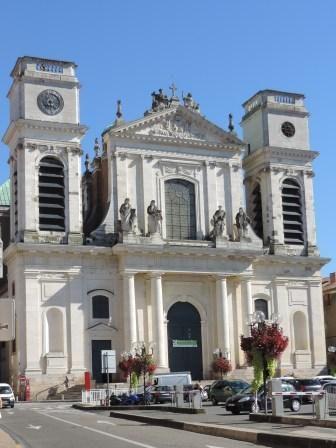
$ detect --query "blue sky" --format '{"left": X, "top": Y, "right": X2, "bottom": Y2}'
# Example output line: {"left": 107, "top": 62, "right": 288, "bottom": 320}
{"left": 0, "top": 0, "right": 335, "bottom": 275}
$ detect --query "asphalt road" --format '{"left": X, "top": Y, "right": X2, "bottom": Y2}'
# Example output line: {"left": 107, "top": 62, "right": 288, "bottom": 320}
{"left": 0, "top": 402, "right": 271, "bottom": 448}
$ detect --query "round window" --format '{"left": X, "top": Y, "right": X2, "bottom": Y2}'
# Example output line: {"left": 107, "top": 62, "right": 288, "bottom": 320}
{"left": 281, "top": 121, "right": 295, "bottom": 137}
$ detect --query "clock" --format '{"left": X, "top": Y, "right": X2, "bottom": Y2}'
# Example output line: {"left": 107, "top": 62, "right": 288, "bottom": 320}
{"left": 37, "top": 89, "right": 64, "bottom": 115}
{"left": 281, "top": 121, "right": 295, "bottom": 137}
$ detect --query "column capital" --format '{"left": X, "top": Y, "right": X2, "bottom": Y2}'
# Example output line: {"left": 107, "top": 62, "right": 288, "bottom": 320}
{"left": 240, "top": 273, "right": 254, "bottom": 283}
{"left": 120, "top": 270, "right": 137, "bottom": 278}
{"left": 147, "top": 271, "right": 164, "bottom": 279}
{"left": 214, "top": 274, "right": 229, "bottom": 282}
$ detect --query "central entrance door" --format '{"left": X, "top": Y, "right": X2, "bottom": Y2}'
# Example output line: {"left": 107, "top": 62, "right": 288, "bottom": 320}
{"left": 167, "top": 302, "right": 203, "bottom": 380}
{"left": 91, "top": 340, "right": 111, "bottom": 383}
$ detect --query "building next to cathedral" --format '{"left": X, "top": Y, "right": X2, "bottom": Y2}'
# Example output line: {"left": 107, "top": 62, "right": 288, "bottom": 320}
{"left": 0, "top": 56, "right": 329, "bottom": 396}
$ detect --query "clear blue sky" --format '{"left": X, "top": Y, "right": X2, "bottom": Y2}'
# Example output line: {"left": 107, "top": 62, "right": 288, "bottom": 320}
{"left": 0, "top": 0, "right": 335, "bottom": 276}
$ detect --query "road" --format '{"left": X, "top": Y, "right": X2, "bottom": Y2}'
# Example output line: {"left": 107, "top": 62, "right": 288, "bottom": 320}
{"left": 0, "top": 402, "right": 270, "bottom": 448}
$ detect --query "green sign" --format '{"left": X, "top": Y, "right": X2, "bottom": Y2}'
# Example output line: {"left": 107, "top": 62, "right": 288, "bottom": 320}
{"left": 172, "top": 339, "right": 198, "bottom": 348}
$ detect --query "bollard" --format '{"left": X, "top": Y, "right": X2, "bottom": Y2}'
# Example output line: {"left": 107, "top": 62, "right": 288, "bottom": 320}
{"left": 314, "top": 393, "right": 326, "bottom": 420}
{"left": 191, "top": 391, "right": 202, "bottom": 409}
{"left": 175, "top": 385, "right": 184, "bottom": 408}
{"left": 270, "top": 379, "right": 283, "bottom": 416}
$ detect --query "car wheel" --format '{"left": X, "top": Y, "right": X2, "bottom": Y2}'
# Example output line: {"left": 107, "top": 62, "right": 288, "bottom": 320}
{"left": 290, "top": 399, "right": 301, "bottom": 412}
{"left": 250, "top": 401, "right": 260, "bottom": 413}
{"left": 212, "top": 398, "right": 218, "bottom": 406}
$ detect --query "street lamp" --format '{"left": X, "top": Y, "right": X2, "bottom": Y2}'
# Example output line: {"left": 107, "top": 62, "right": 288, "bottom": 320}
{"left": 132, "top": 341, "right": 157, "bottom": 405}
{"left": 248, "top": 311, "right": 281, "bottom": 414}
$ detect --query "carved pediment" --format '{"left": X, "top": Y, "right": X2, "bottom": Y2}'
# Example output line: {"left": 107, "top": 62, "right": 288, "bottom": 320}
{"left": 110, "top": 106, "right": 244, "bottom": 148}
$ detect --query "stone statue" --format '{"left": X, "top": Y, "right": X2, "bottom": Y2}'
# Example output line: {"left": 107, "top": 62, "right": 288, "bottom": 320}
{"left": 235, "top": 207, "right": 251, "bottom": 239}
{"left": 120, "top": 198, "right": 136, "bottom": 232}
{"left": 211, "top": 206, "right": 226, "bottom": 238}
{"left": 147, "top": 200, "right": 162, "bottom": 234}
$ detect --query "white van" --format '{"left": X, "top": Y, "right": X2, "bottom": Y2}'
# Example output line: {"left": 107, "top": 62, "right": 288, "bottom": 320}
{"left": 0, "top": 383, "right": 15, "bottom": 408}
{"left": 151, "top": 372, "right": 192, "bottom": 387}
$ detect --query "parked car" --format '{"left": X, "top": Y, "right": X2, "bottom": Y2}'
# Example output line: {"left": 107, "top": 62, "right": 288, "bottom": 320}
{"left": 0, "top": 383, "right": 15, "bottom": 408}
{"left": 284, "top": 378, "right": 322, "bottom": 403}
{"left": 209, "top": 379, "right": 249, "bottom": 405}
{"left": 202, "top": 384, "right": 211, "bottom": 401}
{"left": 150, "top": 385, "right": 174, "bottom": 404}
{"left": 314, "top": 375, "right": 335, "bottom": 385}
{"left": 225, "top": 382, "right": 301, "bottom": 414}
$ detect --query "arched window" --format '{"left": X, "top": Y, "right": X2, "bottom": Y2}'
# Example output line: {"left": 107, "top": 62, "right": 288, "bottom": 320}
{"left": 92, "top": 295, "right": 109, "bottom": 319}
{"left": 46, "top": 308, "right": 64, "bottom": 353}
{"left": 39, "top": 156, "right": 65, "bottom": 231}
{"left": 293, "top": 311, "right": 308, "bottom": 350}
{"left": 165, "top": 179, "right": 196, "bottom": 240}
{"left": 281, "top": 178, "right": 303, "bottom": 245}
{"left": 251, "top": 183, "right": 263, "bottom": 239}
{"left": 254, "top": 298, "right": 268, "bottom": 319}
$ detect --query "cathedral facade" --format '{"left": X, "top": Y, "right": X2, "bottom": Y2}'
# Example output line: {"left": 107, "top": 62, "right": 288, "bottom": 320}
{"left": 2, "top": 56, "right": 328, "bottom": 394}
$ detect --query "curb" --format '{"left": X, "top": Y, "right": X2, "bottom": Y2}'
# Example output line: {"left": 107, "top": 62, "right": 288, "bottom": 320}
{"left": 109, "top": 410, "right": 336, "bottom": 448}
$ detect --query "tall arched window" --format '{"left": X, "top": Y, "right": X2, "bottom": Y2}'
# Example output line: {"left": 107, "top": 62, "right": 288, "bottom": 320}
{"left": 281, "top": 178, "right": 303, "bottom": 245}
{"left": 254, "top": 298, "right": 268, "bottom": 319}
{"left": 165, "top": 179, "right": 196, "bottom": 240}
{"left": 251, "top": 183, "right": 263, "bottom": 239}
{"left": 39, "top": 156, "right": 65, "bottom": 231}
{"left": 46, "top": 308, "right": 64, "bottom": 353}
{"left": 293, "top": 311, "right": 308, "bottom": 350}
{"left": 92, "top": 295, "right": 109, "bottom": 319}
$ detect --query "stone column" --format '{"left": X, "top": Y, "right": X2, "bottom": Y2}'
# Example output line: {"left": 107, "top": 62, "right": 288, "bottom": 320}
{"left": 241, "top": 276, "right": 253, "bottom": 336}
{"left": 215, "top": 276, "right": 230, "bottom": 357}
{"left": 122, "top": 272, "right": 137, "bottom": 351}
{"left": 150, "top": 273, "right": 167, "bottom": 369}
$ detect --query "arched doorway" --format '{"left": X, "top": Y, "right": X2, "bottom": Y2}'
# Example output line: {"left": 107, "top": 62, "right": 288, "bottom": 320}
{"left": 167, "top": 302, "right": 203, "bottom": 380}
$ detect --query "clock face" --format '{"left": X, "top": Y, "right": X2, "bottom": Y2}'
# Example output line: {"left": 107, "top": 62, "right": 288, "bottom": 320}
{"left": 37, "top": 89, "right": 64, "bottom": 115}
{"left": 281, "top": 121, "right": 295, "bottom": 137}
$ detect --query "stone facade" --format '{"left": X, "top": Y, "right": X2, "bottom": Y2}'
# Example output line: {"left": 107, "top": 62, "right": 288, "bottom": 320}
{"left": 1, "top": 57, "right": 329, "bottom": 396}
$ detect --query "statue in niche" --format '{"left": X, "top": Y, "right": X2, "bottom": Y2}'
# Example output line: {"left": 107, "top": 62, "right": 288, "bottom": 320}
{"left": 120, "top": 198, "right": 136, "bottom": 232}
{"left": 147, "top": 200, "right": 163, "bottom": 234}
{"left": 235, "top": 207, "right": 251, "bottom": 239}
{"left": 210, "top": 205, "right": 226, "bottom": 239}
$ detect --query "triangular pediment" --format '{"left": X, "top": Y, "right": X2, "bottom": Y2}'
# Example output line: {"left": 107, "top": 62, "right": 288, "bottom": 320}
{"left": 109, "top": 106, "right": 244, "bottom": 148}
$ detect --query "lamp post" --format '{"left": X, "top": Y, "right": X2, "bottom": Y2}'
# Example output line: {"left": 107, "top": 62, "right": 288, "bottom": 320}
{"left": 247, "top": 311, "right": 281, "bottom": 414}
{"left": 132, "top": 341, "right": 156, "bottom": 405}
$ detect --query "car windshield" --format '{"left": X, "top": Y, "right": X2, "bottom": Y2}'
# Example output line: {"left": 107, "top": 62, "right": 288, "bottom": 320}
{"left": 230, "top": 381, "right": 249, "bottom": 392}
{"left": 240, "top": 385, "right": 253, "bottom": 394}
{"left": 0, "top": 386, "right": 12, "bottom": 394}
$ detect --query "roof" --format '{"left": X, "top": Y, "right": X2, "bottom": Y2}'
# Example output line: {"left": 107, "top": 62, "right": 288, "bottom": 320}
{"left": 0, "top": 179, "right": 10, "bottom": 207}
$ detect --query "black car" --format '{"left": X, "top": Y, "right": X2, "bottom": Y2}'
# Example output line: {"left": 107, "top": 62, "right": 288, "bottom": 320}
{"left": 225, "top": 382, "right": 301, "bottom": 414}
{"left": 209, "top": 379, "right": 249, "bottom": 405}
{"left": 284, "top": 378, "right": 322, "bottom": 403}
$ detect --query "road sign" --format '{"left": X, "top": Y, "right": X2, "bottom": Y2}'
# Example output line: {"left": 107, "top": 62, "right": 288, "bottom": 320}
{"left": 101, "top": 350, "right": 116, "bottom": 374}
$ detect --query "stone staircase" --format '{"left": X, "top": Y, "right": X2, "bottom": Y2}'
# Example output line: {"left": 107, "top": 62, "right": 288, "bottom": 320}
{"left": 51, "top": 384, "right": 83, "bottom": 401}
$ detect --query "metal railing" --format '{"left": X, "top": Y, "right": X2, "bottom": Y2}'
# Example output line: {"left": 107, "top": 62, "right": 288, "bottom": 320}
{"left": 82, "top": 388, "right": 202, "bottom": 408}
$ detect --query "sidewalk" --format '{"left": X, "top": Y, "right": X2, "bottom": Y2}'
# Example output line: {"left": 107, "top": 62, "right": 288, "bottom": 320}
{"left": 106, "top": 406, "right": 336, "bottom": 447}
{"left": 0, "top": 428, "right": 18, "bottom": 448}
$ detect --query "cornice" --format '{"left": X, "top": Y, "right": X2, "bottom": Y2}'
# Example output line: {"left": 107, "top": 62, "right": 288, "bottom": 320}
{"left": 3, "top": 119, "right": 88, "bottom": 145}
{"left": 243, "top": 146, "right": 318, "bottom": 167}
{"left": 4, "top": 243, "right": 113, "bottom": 263}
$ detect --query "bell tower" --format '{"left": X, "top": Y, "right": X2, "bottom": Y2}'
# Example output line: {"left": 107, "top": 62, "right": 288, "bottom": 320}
{"left": 3, "top": 56, "right": 87, "bottom": 244}
{"left": 241, "top": 90, "right": 318, "bottom": 256}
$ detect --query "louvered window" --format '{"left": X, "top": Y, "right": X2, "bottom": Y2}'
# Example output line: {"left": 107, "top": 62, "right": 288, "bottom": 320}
{"left": 39, "top": 157, "right": 65, "bottom": 231}
{"left": 281, "top": 178, "right": 303, "bottom": 245}
{"left": 165, "top": 179, "right": 196, "bottom": 240}
{"left": 251, "top": 183, "right": 263, "bottom": 239}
